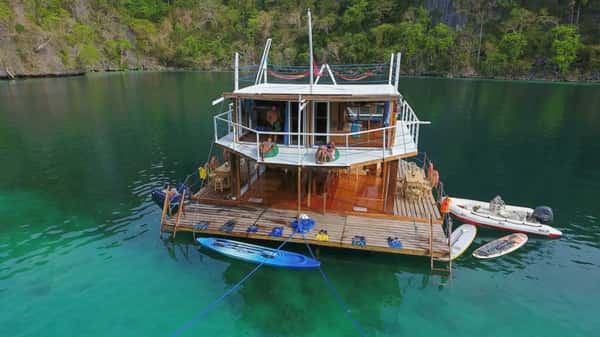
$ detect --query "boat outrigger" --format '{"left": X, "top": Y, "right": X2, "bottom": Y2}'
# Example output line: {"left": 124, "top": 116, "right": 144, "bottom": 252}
{"left": 155, "top": 10, "right": 460, "bottom": 272}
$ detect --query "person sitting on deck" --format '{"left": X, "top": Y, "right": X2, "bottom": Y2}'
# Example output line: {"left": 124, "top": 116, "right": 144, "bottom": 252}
{"left": 325, "top": 142, "right": 336, "bottom": 161}
{"left": 259, "top": 137, "right": 275, "bottom": 161}
{"left": 316, "top": 142, "right": 337, "bottom": 164}
{"left": 316, "top": 145, "right": 328, "bottom": 163}
{"left": 209, "top": 155, "right": 220, "bottom": 171}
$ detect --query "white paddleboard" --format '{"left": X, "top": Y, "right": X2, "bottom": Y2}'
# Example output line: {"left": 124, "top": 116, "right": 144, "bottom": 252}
{"left": 473, "top": 233, "right": 528, "bottom": 259}
{"left": 438, "top": 224, "right": 477, "bottom": 261}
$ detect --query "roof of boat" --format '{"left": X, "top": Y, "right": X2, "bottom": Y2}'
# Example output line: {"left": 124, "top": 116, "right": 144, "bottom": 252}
{"left": 230, "top": 83, "right": 400, "bottom": 99}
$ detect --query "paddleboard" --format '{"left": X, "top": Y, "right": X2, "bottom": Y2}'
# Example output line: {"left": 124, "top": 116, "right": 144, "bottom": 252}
{"left": 473, "top": 233, "right": 528, "bottom": 259}
{"left": 438, "top": 224, "right": 477, "bottom": 261}
{"left": 197, "top": 237, "right": 320, "bottom": 269}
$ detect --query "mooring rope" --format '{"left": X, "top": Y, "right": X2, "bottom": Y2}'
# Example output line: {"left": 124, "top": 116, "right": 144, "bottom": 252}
{"left": 169, "top": 231, "right": 297, "bottom": 337}
{"left": 301, "top": 233, "right": 367, "bottom": 337}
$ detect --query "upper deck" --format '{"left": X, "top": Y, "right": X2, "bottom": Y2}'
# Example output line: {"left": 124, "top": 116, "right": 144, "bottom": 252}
{"left": 211, "top": 43, "right": 428, "bottom": 168}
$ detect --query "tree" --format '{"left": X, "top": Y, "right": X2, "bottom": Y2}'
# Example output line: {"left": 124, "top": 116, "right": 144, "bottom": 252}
{"left": 425, "top": 23, "right": 455, "bottom": 71}
{"left": 551, "top": 25, "right": 581, "bottom": 76}
{"left": 457, "top": 0, "right": 499, "bottom": 63}
{"left": 499, "top": 32, "right": 526, "bottom": 63}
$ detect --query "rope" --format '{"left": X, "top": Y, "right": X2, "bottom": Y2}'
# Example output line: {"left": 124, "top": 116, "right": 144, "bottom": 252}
{"left": 169, "top": 231, "right": 297, "bottom": 337}
{"left": 301, "top": 233, "right": 367, "bottom": 337}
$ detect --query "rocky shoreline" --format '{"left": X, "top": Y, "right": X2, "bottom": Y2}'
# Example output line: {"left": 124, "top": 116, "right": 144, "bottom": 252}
{"left": 1, "top": 67, "right": 599, "bottom": 83}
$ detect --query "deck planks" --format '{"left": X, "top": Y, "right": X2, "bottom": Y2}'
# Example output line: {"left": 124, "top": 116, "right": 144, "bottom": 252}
{"left": 164, "top": 201, "right": 449, "bottom": 257}
{"left": 392, "top": 160, "right": 442, "bottom": 221}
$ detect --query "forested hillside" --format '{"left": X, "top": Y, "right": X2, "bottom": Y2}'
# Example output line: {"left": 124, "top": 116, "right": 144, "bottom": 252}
{"left": 0, "top": 0, "right": 599, "bottom": 80}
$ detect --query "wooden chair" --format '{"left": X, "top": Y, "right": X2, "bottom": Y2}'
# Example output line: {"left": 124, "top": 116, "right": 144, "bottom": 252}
{"left": 214, "top": 175, "right": 225, "bottom": 192}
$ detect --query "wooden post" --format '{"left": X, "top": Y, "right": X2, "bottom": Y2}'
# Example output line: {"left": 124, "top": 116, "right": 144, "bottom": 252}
{"left": 429, "top": 215, "right": 434, "bottom": 270}
{"left": 233, "top": 98, "right": 239, "bottom": 143}
{"left": 173, "top": 191, "right": 185, "bottom": 239}
{"left": 234, "top": 154, "right": 241, "bottom": 199}
{"left": 297, "top": 166, "right": 302, "bottom": 217}
{"left": 307, "top": 169, "right": 312, "bottom": 208}
{"left": 160, "top": 192, "right": 170, "bottom": 237}
{"left": 447, "top": 216, "right": 453, "bottom": 275}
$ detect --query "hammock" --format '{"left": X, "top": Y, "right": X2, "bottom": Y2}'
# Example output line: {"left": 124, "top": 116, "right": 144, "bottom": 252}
{"left": 335, "top": 71, "right": 374, "bottom": 81}
{"left": 267, "top": 70, "right": 309, "bottom": 80}
{"left": 266, "top": 61, "right": 322, "bottom": 80}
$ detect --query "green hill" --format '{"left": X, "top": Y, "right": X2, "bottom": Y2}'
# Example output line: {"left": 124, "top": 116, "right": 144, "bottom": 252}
{"left": 0, "top": 0, "right": 599, "bottom": 81}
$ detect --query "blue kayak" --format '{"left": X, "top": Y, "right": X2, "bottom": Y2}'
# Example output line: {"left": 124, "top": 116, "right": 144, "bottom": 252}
{"left": 197, "top": 238, "right": 320, "bottom": 269}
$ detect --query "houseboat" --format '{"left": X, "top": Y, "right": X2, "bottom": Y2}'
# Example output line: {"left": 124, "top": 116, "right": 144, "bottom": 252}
{"left": 158, "top": 12, "right": 452, "bottom": 270}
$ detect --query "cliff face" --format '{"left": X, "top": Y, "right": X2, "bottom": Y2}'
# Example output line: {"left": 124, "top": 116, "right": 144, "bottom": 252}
{"left": 1, "top": 1, "right": 598, "bottom": 81}
{"left": 424, "top": 0, "right": 466, "bottom": 28}
{"left": 0, "top": 0, "right": 161, "bottom": 78}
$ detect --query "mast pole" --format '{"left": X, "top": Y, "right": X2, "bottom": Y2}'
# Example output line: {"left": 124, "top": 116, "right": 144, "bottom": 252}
{"left": 234, "top": 52, "right": 239, "bottom": 91}
{"left": 308, "top": 9, "right": 314, "bottom": 90}
{"left": 388, "top": 53, "right": 394, "bottom": 85}
{"left": 394, "top": 52, "right": 401, "bottom": 91}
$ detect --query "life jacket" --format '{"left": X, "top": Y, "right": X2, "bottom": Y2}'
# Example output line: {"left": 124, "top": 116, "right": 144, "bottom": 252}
{"left": 198, "top": 166, "right": 207, "bottom": 180}
{"left": 440, "top": 196, "right": 451, "bottom": 214}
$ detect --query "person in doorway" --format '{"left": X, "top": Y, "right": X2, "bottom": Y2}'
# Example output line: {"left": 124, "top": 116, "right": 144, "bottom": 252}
{"left": 266, "top": 105, "right": 282, "bottom": 142}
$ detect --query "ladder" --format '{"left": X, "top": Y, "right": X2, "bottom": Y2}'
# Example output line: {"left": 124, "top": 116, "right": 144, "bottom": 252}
{"left": 429, "top": 215, "right": 452, "bottom": 275}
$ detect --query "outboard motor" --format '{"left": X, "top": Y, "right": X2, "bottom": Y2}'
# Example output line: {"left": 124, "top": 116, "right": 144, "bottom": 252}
{"left": 532, "top": 206, "right": 554, "bottom": 225}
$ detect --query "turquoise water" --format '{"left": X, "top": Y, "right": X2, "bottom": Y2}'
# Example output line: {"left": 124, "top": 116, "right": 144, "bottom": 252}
{"left": 1, "top": 73, "right": 599, "bottom": 337}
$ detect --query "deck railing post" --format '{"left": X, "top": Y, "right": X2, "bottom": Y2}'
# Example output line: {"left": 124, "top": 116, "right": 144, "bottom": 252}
{"left": 234, "top": 52, "right": 239, "bottom": 91}
{"left": 382, "top": 127, "right": 386, "bottom": 159}
{"left": 256, "top": 131, "right": 260, "bottom": 161}
{"left": 214, "top": 116, "right": 218, "bottom": 142}
{"left": 416, "top": 123, "right": 420, "bottom": 149}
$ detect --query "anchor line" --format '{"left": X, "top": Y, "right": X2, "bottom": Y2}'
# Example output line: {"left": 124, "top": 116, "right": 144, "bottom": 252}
{"left": 169, "top": 231, "right": 297, "bottom": 337}
{"left": 301, "top": 233, "right": 367, "bottom": 337}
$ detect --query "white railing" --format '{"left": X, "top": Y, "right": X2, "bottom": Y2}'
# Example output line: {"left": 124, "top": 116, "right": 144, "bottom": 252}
{"left": 399, "top": 100, "right": 428, "bottom": 147}
{"left": 213, "top": 106, "right": 428, "bottom": 163}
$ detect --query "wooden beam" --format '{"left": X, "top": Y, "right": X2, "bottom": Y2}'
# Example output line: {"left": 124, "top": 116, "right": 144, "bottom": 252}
{"left": 307, "top": 169, "right": 312, "bottom": 207}
{"left": 234, "top": 154, "right": 241, "bottom": 199}
{"left": 297, "top": 166, "right": 302, "bottom": 217}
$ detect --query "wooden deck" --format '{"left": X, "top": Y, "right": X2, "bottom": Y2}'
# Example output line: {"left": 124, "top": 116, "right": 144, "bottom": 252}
{"left": 162, "top": 202, "right": 450, "bottom": 257}
{"left": 393, "top": 160, "right": 442, "bottom": 220}
{"left": 197, "top": 160, "right": 442, "bottom": 223}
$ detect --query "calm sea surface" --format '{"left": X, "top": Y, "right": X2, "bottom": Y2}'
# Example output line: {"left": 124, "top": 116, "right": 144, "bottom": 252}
{"left": 0, "top": 73, "right": 599, "bottom": 337}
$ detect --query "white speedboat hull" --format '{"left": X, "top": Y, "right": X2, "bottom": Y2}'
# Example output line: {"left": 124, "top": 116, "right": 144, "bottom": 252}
{"left": 449, "top": 197, "right": 562, "bottom": 238}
